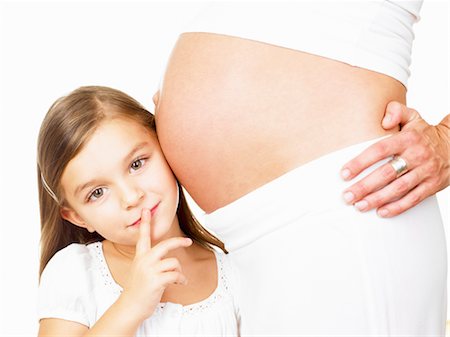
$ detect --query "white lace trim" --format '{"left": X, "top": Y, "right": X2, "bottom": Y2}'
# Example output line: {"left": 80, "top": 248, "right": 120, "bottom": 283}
{"left": 89, "top": 241, "right": 230, "bottom": 316}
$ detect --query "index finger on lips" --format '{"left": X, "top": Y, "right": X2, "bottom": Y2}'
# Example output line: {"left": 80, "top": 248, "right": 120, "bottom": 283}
{"left": 340, "top": 134, "right": 405, "bottom": 181}
{"left": 150, "top": 237, "right": 193, "bottom": 262}
{"left": 135, "top": 208, "right": 152, "bottom": 256}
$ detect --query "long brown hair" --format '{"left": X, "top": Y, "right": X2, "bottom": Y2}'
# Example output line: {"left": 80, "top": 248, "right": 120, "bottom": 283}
{"left": 37, "top": 86, "right": 226, "bottom": 277}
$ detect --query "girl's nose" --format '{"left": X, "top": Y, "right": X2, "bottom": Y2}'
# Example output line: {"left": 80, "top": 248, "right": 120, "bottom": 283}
{"left": 120, "top": 183, "right": 144, "bottom": 209}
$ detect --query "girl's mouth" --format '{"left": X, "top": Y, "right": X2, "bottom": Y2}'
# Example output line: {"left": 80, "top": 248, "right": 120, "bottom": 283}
{"left": 130, "top": 219, "right": 141, "bottom": 227}
{"left": 129, "top": 203, "right": 160, "bottom": 227}
{"left": 150, "top": 202, "right": 160, "bottom": 215}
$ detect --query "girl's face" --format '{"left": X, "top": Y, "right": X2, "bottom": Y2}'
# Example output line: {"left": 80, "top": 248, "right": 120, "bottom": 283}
{"left": 60, "top": 117, "right": 181, "bottom": 248}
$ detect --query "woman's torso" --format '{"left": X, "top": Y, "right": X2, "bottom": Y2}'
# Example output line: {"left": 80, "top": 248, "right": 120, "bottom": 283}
{"left": 155, "top": 1, "right": 420, "bottom": 212}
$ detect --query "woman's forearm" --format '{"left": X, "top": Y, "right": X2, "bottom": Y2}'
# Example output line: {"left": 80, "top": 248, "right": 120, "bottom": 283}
{"left": 83, "top": 294, "right": 144, "bottom": 337}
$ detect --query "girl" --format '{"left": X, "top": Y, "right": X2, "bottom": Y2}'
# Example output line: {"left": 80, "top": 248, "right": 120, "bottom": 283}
{"left": 37, "top": 86, "right": 240, "bottom": 336}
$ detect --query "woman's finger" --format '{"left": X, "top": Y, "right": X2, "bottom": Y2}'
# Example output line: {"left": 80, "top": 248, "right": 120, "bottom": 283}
{"left": 352, "top": 169, "right": 421, "bottom": 212}
{"left": 135, "top": 208, "right": 152, "bottom": 257}
{"left": 342, "top": 128, "right": 435, "bottom": 204}
{"left": 376, "top": 182, "right": 433, "bottom": 218}
{"left": 340, "top": 134, "right": 407, "bottom": 181}
{"left": 342, "top": 160, "right": 399, "bottom": 205}
{"left": 382, "top": 101, "right": 421, "bottom": 130}
{"left": 342, "top": 144, "right": 427, "bottom": 206}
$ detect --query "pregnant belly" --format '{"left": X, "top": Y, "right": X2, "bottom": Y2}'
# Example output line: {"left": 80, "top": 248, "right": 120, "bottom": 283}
{"left": 155, "top": 33, "right": 406, "bottom": 212}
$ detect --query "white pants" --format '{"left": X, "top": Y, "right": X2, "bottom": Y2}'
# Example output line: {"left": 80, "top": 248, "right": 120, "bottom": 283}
{"left": 205, "top": 136, "right": 447, "bottom": 336}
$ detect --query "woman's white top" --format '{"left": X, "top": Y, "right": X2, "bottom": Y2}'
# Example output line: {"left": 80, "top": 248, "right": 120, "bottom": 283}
{"left": 184, "top": 1, "right": 423, "bottom": 87}
{"left": 38, "top": 242, "right": 240, "bottom": 336}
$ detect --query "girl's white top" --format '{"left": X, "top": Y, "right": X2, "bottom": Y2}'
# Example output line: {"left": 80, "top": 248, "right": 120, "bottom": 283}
{"left": 38, "top": 242, "right": 240, "bottom": 336}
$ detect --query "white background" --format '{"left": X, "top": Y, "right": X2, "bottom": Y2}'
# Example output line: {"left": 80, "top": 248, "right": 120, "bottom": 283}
{"left": 0, "top": 1, "right": 448, "bottom": 335}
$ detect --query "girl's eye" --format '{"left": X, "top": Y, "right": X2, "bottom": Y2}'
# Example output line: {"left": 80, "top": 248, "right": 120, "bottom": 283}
{"left": 88, "top": 188, "right": 104, "bottom": 202}
{"left": 130, "top": 158, "right": 145, "bottom": 172}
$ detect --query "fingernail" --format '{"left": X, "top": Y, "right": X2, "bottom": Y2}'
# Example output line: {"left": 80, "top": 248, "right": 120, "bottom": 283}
{"left": 378, "top": 209, "right": 389, "bottom": 217}
{"left": 384, "top": 114, "right": 391, "bottom": 124}
{"left": 343, "top": 191, "right": 354, "bottom": 203}
{"left": 185, "top": 238, "right": 193, "bottom": 245}
{"left": 341, "top": 168, "right": 351, "bottom": 180}
{"left": 354, "top": 200, "right": 368, "bottom": 212}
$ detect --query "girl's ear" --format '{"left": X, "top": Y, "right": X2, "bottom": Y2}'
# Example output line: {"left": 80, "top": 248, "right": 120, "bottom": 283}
{"left": 60, "top": 207, "right": 95, "bottom": 233}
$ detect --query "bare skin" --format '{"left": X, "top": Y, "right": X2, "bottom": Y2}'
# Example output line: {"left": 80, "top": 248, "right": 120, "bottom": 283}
{"left": 155, "top": 33, "right": 406, "bottom": 213}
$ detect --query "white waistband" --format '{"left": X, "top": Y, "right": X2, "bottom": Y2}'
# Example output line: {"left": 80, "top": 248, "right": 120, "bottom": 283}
{"left": 205, "top": 136, "right": 392, "bottom": 251}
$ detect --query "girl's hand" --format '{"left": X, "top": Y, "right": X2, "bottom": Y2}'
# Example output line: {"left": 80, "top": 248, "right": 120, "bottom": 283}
{"left": 121, "top": 208, "right": 192, "bottom": 321}
{"left": 341, "top": 102, "right": 450, "bottom": 217}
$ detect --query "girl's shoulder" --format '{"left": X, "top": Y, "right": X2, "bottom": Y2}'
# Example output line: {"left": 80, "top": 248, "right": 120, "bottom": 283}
{"left": 42, "top": 242, "right": 99, "bottom": 277}
{"left": 39, "top": 242, "right": 102, "bottom": 295}
{"left": 38, "top": 242, "right": 103, "bottom": 327}
{"left": 39, "top": 241, "right": 110, "bottom": 299}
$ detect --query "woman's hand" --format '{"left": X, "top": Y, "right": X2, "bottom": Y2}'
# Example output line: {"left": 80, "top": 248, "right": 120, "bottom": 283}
{"left": 340, "top": 102, "right": 450, "bottom": 217}
{"left": 121, "top": 208, "right": 192, "bottom": 321}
